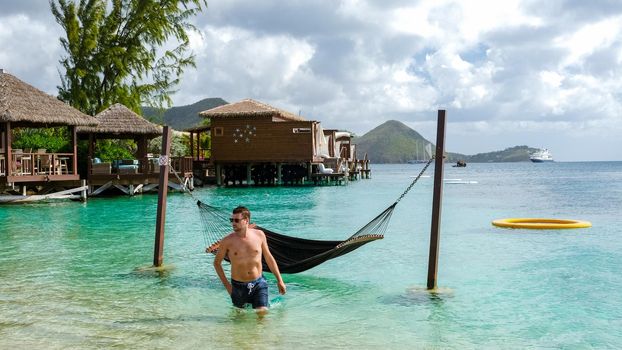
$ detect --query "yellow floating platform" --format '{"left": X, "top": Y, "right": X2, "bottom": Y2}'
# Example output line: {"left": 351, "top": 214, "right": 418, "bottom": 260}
{"left": 492, "top": 218, "right": 592, "bottom": 229}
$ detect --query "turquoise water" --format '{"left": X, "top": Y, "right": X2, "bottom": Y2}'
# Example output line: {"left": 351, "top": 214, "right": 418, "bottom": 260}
{"left": 1, "top": 162, "right": 621, "bottom": 349}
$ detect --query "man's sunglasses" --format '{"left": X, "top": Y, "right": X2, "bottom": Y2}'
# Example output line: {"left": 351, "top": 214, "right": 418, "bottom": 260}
{"left": 229, "top": 218, "right": 244, "bottom": 223}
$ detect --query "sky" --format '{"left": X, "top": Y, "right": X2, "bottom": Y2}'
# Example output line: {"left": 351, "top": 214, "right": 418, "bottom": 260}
{"left": 2, "top": 0, "right": 622, "bottom": 161}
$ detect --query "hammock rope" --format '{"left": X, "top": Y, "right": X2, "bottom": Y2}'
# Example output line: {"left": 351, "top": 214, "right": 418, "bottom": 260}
{"left": 170, "top": 157, "right": 434, "bottom": 273}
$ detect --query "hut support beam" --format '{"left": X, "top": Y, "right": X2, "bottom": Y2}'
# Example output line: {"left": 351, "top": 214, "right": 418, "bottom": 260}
{"left": 246, "top": 164, "right": 252, "bottom": 186}
{"left": 0, "top": 185, "right": 88, "bottom": 203}
{"left": 90, "top": 180, "right": 113, "bottom": 196}
{"left": 216, "top": 164, "right": 222, "bottom": 186}
{"left": 189, "top": 132, "right": 194, "bottom": 159}
{"left": 113, "top": 184, "right": 131, "bottom": 195}
{"left": 196, "top": 131, "right": 201, "bottom": 160}
{"left": 143, "top": 184, "right": 158, "bottom": 192}
{"left": 277, "top": 163, "right": 282, "bottom": 185}
{"left": 70, "top": 126, "right": 77, "bottom": 175}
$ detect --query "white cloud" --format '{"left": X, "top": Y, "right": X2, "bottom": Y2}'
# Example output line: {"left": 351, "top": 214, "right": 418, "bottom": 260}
{"left": 2, "top": 1, "right": 622, "bottom": 160}
{"left": 0, "top": 14, "right": 63, "bottom": 94}
{"left": 555, "top": 16, "right": 622, "bottom": 68}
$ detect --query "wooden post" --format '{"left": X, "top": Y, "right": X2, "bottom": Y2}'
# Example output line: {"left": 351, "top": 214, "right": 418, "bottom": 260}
{"left": 6, "top": 122, "right": 12, "bottom": 176}
{"left": 153, "top": 126, "right": 172, "bottom": 267}
{"left": 197, "top": 131, "right": 201, "bottom": 160}
{"left": 189, "top": 132, "right": 194, "bottom": 159}
{"left": 71, "top": 126, "right": 78, "bottom": 175}
{"left": 246, "top": 163, "right": 252, "bottom": 186}
{"left": 427, "top": 110, "right": 446, "bottom": 290}
{"left": 81, "top": 179, "right": 87, "bottom": 202}
{"left": 87, "top": 134, "right": 94, "bottom": 177}
{"left": 136, "top": 136, "right": 148, "bottom": 174}
{"left": 216, "top": 164, "right": 222, "bottom": 186}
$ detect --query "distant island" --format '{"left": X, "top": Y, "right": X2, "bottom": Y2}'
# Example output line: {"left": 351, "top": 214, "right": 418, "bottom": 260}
{"left": 143, "top": 101, "right": 540, "bottom": 163}
{"left": 354, "top": 120, "right": 540, "bottom": 163}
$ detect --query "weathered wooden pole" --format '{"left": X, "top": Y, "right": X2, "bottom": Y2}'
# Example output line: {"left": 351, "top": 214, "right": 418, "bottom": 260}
{"left": 153, "top": 126, "right": 172, "bottom": 267}
{"left": 189, "top": 131, "right": 194, "bottom": 159}
{"left": 427, "top": 110, "right": 446, "bottom": 290}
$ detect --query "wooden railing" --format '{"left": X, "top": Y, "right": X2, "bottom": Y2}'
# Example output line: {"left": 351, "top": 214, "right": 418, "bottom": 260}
{"left": 90, "top": 156, "right": 194, "bottom": 176}
{"left": 2, "top": 152, "right": 74, "bottom": 177}
{"left": 170, "top": 156, "right": 193, "bottom": 175}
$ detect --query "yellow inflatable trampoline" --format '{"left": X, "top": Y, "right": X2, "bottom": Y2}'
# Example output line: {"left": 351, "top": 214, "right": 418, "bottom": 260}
{"left": 492, "top": 218, "right": 592, "bottom": 229}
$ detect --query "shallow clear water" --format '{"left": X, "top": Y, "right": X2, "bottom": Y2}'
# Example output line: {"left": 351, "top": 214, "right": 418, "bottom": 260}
{"left": 1, "top": 162, "right": 621, "bottom": 349}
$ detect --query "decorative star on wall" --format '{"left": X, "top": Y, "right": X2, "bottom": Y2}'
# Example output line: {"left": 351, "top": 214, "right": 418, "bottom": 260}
{"left": 232, "top": 125, "right": 257, "bottom": 144}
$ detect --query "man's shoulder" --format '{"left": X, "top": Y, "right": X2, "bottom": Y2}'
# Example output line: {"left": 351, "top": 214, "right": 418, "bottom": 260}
{"left": 221, "top": 232, "right": 236, "bottom": 243}
{"left": 250, "top": 228, "right": 266, "bottom": 238}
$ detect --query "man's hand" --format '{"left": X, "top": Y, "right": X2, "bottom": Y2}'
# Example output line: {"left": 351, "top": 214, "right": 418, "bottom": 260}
{"left": 277, "top": 281, "right": 287, "bottom": 295}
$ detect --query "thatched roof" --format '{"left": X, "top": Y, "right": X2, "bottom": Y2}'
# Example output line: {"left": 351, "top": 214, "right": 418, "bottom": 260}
{"left": 0, "top": 70, "right": 97, "bottom": 126}
{"left": 77, "top": 103, "right": 162, "bottom": 137}
{"left": 199, "top": 98, "right": 307, "bottom": 122}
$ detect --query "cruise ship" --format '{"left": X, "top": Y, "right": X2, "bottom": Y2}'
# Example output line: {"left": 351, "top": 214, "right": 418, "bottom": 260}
{"left": 530, "top": 148, "right": 554, "bottom": 163}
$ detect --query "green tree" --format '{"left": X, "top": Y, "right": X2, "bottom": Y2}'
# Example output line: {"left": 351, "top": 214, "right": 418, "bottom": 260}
{"left": 50, "top": 0, "right": 207, "bottom": 116}
{"left": 148, "top": 133, "right": 188, "bottom": 157}
{"left": 12, "top": 127, "right": 71, "bottom": 152}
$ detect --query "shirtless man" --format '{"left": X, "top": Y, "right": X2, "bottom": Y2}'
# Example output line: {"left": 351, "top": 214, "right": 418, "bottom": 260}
{"left": 212, "top": 206, "right": 286, "bottom": 312}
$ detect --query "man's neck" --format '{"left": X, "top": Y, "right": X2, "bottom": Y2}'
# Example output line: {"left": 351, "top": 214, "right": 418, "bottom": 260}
{"left": 234, "top": 226, "right": 248, "bottom": 237}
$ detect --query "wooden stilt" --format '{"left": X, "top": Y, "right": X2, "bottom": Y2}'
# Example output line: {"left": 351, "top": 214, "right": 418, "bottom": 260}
{"left": 216, "top": 164, "right": 222, "bottom": 186}
{"left": 246, "top": 163, "right": 252, "bottom": 186}
{"left": 427, "top": 110, "right": 446, "bottom": 290}
{"left": 81, "top": 180, "right": 87, "bottom": 202}
{"left": 154, "top": 126, "right": 172, "bottom": 267}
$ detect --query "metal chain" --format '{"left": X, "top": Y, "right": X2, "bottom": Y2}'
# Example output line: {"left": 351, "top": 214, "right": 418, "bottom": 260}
{"left": 395, "top": 156, "right": 435, "bottom": 204}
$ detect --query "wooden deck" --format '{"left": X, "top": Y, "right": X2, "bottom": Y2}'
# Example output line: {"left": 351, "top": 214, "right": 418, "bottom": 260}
{"left": 0, "top": 151, "right": 85, "bottom": 197}
{"left": 87, "top": 156, "right": 193, "bottom": 196}
{"left": 310, "top": 172, "right": 346, "bottom": 185}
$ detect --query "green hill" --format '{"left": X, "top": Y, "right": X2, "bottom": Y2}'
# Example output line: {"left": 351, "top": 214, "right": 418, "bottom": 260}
{"left": 354, "top": 120, "right": 537, "bottom": 163}
{"left": 141, "top": 97, "right": 228, "bottom": 130}
{"left": 353, "top": 120, "right": 429, "bottom": 163}
{"left": 464, "top": 145, "right": 537, "bottom": 162}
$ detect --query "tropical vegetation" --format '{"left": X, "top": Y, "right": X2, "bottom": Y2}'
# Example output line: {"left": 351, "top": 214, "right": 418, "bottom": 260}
{"left": 50, "top": 0, "right": 207, "bottom": 116}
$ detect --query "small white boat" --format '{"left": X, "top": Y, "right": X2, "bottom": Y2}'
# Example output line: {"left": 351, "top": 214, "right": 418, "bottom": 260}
{"left": 530, "top": 148, "right": 554, "bottom": 163}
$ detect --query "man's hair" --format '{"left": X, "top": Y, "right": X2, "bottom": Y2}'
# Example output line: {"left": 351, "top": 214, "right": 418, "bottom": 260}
{"left": 232, "top": 206, "right": 251, "bottom": 221}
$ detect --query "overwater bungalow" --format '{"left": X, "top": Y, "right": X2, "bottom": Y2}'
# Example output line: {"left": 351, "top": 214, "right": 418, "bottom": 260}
{"left": 77, "top": 103, "right": 193, "bottom": 196}
{"left": 198, "top": 98, "right": 366, "bottom": 186}
{"left": 0, "top": 69, "right": 98, "bottom": 201}
{"left": 184, "top": 124, "right": 213, "bottom": 186}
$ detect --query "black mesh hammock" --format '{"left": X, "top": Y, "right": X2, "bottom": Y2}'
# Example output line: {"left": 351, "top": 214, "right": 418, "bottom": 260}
{"left": 194, "top": 158, "right": 433, "bottom": 274}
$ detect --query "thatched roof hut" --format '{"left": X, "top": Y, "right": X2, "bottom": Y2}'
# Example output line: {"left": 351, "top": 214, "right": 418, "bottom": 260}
{"left": 77, "top": 103, "right": 162, "bottom": 139}
{"left": 0, "top": 69, "right": 97, "bottom": 127}
{"left": 199, "top": 98, "right": 307, "bottom": 122}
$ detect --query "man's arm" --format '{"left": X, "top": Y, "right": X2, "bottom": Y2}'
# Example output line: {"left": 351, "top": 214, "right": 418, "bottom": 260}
{"left": 260, "top": 231, "right": 286, "bottom": 295}
{"left": 213, "top": 238, "right": 232, "bottom": 295}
